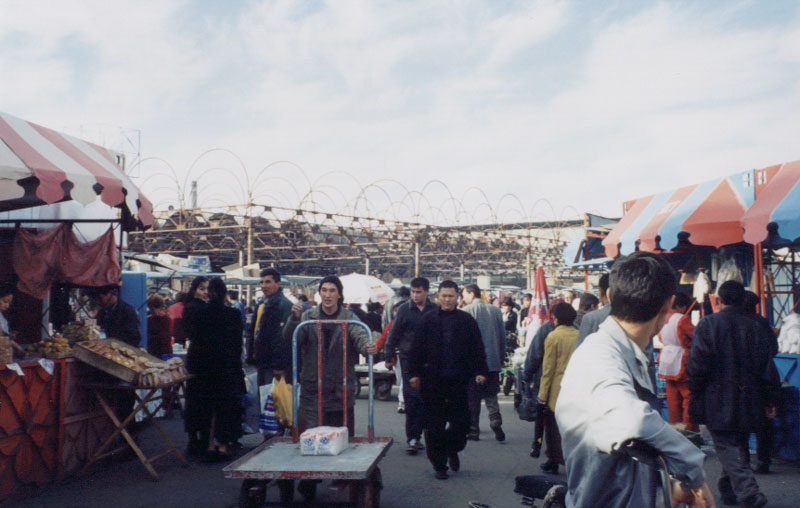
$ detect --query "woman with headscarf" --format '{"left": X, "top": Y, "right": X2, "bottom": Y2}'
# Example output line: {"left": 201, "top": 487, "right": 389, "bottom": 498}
{"left": 185, "top": 277, "right": 244, "bottom": 460}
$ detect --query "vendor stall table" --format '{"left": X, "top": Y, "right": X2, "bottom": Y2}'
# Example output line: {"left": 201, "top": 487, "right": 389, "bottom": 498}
{"left": 0, "top": 358, "right": 116, "bottom": 500}
{"left": 80, "top": 375, "right": 190, "bottom": 481}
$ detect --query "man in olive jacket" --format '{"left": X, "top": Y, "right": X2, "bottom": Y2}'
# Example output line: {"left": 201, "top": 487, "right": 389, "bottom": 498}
{"left": 688, "top": 280, "right": 779, "bottom": 508}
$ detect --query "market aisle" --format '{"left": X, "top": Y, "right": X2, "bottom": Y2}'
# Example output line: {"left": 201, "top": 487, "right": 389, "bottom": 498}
{"left": 9, "top": 388, "right": 800, "bottom": 508}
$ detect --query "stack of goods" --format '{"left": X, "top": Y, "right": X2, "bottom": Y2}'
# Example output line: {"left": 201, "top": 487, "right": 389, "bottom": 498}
{"left": 75, "top": 340, "right": 188, "bottom": 386}
{"left": 300, "top": 426, "right": 349, "bottom": 456}
{"left": 28, "top": 334, "right": 72, "bottom": 357}
{"left": 138, "top": 357, "right": 188, "bottom": 388}
{"left": 61, "top": 322, "right": 99, "bottom": 342}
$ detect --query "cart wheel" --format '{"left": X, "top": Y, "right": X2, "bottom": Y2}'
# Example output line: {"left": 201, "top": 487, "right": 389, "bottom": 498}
{"left": 356, "top": 468, "right": 382, "bottom": 508}
{"left": 239, "top": 479, "right": 267, "bottom": 508}
{"left": 375, "top": 381, "right": 393, "bottom": 401}
{"left": 502, "top": 374, "right": 513, "bottom": 396}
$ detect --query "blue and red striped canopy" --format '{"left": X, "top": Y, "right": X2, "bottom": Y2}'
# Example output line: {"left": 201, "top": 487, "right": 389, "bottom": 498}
{"left": 742, "top": 160, "right": 800, "bottom": 245}
{"left": 603, "top": 169, "right": 756, "bottom": 257}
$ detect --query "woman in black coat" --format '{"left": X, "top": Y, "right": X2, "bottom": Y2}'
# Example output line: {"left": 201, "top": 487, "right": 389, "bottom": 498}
{"left": 183, "top": 276, "right": 209, "bottom": 455}
{"left": 186, "top": 277, "right": 244, "bottom": 459}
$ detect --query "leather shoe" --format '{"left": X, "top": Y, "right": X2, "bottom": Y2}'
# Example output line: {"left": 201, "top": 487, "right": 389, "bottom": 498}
{"left": 434, "top": 470, "right": 449, "bottom": 480}
{"left": 717, "top": 476, "right": 737, "bottom": 506}
{"left": 466, "top": 432, "right": 479, "bottom": 441}
{"left": 754, "top": 463, "right": 770, "bottom": 474}
{"left": 742, "top": 493, "right": 767, "bottom": 508}
{"left": 448, "top": 453, "right": 460, "bottom": 472}
{"left": 491, "top": 425, "right": 506, "bottom": 442}
{"left": 540, "top": 461, "right": 559, "bottom": 474}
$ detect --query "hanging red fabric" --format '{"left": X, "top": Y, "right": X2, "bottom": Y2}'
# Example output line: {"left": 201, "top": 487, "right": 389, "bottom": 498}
{"left": 12, "top": 224, "right": 121, "bottom": 300}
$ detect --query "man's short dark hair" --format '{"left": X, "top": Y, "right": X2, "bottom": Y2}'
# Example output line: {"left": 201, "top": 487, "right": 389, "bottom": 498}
{"left": 260, "top": 268, "right": 281, "bottom": 282}
{"left": 319, "top": 275, "right": 344, "bottom": 299}
{"left": 397, "top": 286, "right": 411, "bottom": 298}
{"left": 463, "top": 283, "right": 481, "bottom": 298}
{"left": 502, "top": 296, "right": 514, "bottom": 307}
{"left": 672, "top": 293, "right": 693, "bottom": 310}
{"left": 297, "top": 294, "right": 308, "bottom": 302}
{"left": 742, "top": 291, "right": 760, "bottom": 315}
{"left": 410, "top": 277, "right": 430, "bottom": 291}
{"left": 523, "top": 293, "right": 532, "bottom": 301}
{"left": 86, "top": 285, "right": 117, "bottom": 299}
{"left": 609, "top": 252, "right": 677, "bottom": 323}
{"left": 208, "top": 277, "right": 227, "bottom": 304}
{"left": 552, "top": 302, "right": 577, "bottom": 326}
{"left": 579, "top": 293, "right": 599, "bottom": 311}
{"left": 439, "top": 280, "right": 459, "bottom": 293}
{"left": 718, "top": 280, "right": 745, "bottom": 307}
{"left": 598, "top": 273, "right": 610, "bottom": 292}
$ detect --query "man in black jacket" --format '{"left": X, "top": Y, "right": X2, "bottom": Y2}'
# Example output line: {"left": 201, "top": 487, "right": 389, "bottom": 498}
{"left": 384, "top": 277, "right": 437, "bottom": 454}
{"left": 407, "top": 280, "right": 489, "bottom": 480}
{"left": 688, "top": 281, "right": 779, "bottom": 508}
{"left": 89, "top": 286, "right": 141, "bottom": 346}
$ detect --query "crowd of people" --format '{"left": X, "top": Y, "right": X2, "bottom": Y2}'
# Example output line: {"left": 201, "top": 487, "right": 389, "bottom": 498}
{"left": 125, "top": 254, "right": 784, "bottom": 508}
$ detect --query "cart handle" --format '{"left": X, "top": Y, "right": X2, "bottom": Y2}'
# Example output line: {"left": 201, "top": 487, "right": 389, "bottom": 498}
{"left": 291, "top": 319, "right": 375, "bottom": 443}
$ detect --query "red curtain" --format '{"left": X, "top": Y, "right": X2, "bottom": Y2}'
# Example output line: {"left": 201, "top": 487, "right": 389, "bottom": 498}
{"left": 12, "top": 225, "right": 121, "bottom": 300}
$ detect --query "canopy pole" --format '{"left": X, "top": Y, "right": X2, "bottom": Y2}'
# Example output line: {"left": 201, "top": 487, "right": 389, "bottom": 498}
{"left": 755, "top": 243, "right": 766, "bottom": 318}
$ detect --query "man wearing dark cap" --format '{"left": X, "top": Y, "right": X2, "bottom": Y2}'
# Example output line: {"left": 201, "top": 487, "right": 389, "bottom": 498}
{"left": 282, "top": 275, "right": 378, "bottom": 502}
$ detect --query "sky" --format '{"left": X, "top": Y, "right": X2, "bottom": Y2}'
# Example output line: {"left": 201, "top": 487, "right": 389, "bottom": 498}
{"left": 2, "top": 0, "right": 799, "bottom": 225}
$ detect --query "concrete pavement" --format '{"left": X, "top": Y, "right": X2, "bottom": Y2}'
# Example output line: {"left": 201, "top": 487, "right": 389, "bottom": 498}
{"left": 9, "top": 388, "right": 800, "bottom": 508}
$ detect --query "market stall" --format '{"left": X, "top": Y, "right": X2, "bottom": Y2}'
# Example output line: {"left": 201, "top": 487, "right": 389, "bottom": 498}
{"left": 0, "top": 111, "right": 162, "bottom": 500}
{"left": 601, "top": 159, "right": 800, "bottom": 462}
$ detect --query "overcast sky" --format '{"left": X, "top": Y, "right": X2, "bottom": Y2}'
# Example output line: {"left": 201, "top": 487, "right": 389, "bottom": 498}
{"left": 2, "top": 0, "right": 799, "bottom": 224}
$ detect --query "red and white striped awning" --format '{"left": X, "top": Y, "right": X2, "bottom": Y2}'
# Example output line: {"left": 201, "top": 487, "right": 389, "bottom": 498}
{"left": 0, "top": 111, "right": 153, "bottom": 228}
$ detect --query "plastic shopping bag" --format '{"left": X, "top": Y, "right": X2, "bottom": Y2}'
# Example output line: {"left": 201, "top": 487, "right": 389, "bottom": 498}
{"left": 259, "top": 394, "right": 280, "bottom": 436}
{"left": 272, "top": 377, "right": 294, "bottom": 427}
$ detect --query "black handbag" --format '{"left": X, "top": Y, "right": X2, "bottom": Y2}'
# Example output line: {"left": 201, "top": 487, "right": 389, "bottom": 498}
{"left": 518, "top": 383, "right": 539, "bottom": 422}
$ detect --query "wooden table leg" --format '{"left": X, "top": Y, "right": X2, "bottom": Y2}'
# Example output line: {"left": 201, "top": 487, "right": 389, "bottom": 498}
{"left": 136, "top": 392, "right": 188, "bottom": 466}
{"left": 82, "top": 388, "right": 161, "bottom": 481}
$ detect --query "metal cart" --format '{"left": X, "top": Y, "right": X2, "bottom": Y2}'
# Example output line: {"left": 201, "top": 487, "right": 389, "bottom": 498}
{"left": 224, "top": 320, "right": 393, "bottom": 508}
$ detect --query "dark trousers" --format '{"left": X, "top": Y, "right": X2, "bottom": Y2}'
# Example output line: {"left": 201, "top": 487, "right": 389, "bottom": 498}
{"left": 422, "top": 377, "right": 470, "bottom": 472}
{"left": 710, "top": 430, "right": 761, "bottom": 501}
{"left": 400, "top": 355, "right": 424, "bottom": 442}
{"left": 755, "top": 416, "right": 774, "bottom": 467}
{"left": 543, "top": 408, "right": 564, "bottom": 464}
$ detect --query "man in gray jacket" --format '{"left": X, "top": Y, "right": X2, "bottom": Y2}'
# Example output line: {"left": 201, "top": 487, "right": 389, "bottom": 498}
{"left": 574, "top": 272, "right": 610, "bottom": 350}
{"left": 461, "top": 284, "right": 506, "bottom": 441}
{"left": 556, "top": 253, "right": 713, "bottom": 507}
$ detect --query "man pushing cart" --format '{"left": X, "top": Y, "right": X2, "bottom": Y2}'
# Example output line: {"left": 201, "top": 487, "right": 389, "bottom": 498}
{"left": 224, "top": 276, "right": 389, "bottom": 508}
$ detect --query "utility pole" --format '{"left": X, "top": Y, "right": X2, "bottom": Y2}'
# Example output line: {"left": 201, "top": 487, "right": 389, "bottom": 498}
{"left": 246, "top": 217, "right": 254, "bottom": 304}
{"left": 414, "top": 241, "right": 420, "bottom": 278}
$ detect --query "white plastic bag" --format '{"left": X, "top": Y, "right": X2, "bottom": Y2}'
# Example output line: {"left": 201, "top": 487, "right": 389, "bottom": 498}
{"left": 300, "top": 426, "right": 349, "bottom": 456}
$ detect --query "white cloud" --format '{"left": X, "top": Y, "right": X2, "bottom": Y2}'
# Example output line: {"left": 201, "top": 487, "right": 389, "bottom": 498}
{"left": 2, "top": 1, "right": 799, "bottom": 223}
